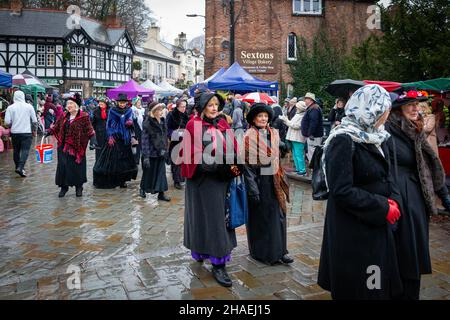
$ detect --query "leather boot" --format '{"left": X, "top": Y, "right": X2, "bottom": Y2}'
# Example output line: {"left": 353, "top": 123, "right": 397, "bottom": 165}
{"left": 280, "top": 254, "right": 294, "bottom": 264}
{"left": 157, "top": 192, "right": 171, "bottom": 202}
{"left": 139, "top": 189, "right": 146, "bottom": 198}
{"left": 212, "top": 265, "right": 232, "bottom": 287}
{"left": 75, "top": 186, "right": 83, "bottom": 197}
{"left": 58, "top": 186, "right": 69, "bottom": 198}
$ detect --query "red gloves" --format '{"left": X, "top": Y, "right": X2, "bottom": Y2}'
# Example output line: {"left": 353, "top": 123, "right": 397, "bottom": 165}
{"left": 108, "top": 136, "right": 115, "bottom": 147}
{"left": 386, "top": 199, "right": 401, "bottom": 224}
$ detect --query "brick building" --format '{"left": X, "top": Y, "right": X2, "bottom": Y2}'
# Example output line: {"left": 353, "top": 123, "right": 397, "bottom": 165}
{"left": 205, "top": 0, "right": 377, "bottom": 95}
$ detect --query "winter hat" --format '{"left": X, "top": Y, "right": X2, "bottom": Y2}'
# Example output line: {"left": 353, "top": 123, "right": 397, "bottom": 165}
{"left": 295, "top": 101, "right": 307, "bottom": 113}
{"left": 117, "top": 93, "right": 129, "bottom": 102}
{"left": 196, "top": 92, "right": 225, "bottom": 114}
{"left": 147, "top": 101, "right": 164, "bottom": 115}
{"left": 304, "top": 92, "right": 316, "bottom": 103}
{"left": 391, "top": 90, "right": 428, "bottom": 109}
{"left": 246, "top": 102, "right": 274, "bottom": 125}
{"left": 67, "top": 93, "right": 82, "bottom": 108}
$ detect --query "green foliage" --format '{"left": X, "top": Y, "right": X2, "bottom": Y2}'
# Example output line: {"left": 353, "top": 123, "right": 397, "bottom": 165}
{"left": 132, "top": 60, "right": 142, "bottom": 71}
{"left": 346, "top": 0, "right": 450, "bottom": 82}
{"left": 289, "top": 31, "right": 347, "bottom": 116}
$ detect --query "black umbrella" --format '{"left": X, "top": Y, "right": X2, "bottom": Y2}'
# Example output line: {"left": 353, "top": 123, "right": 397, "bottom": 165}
{"left": 325, "top": 79, "right": 365, "bottom": 98}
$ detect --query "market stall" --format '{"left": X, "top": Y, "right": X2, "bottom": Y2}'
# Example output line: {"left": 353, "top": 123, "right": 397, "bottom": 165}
{"left": 107, "top": 79, "right": 155, "bottom": 101}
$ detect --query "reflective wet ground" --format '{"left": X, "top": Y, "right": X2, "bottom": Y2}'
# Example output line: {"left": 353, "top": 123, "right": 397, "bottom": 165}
{"left": 0, "top": 136, "right": 449, "bottom": 299}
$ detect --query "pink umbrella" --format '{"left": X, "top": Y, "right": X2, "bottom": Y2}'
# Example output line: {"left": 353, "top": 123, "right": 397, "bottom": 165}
{"left": 241, "top": 92, "right": 275, "bottom": 104}
{"left": 12, "top": 73, "right": 42, "bottom": 86}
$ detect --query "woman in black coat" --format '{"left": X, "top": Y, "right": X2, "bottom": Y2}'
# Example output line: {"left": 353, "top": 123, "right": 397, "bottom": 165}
{"left": 91, "top": 98, "right": 110, "bottom": 159}
{"left": 318, "top": 84, "right": 403, "bottom": 300}
{"left": 181, "top": 93, "right": 241, "bottom": 288}
{"left": 166, "top": 99, "right": 189, "bottom": 189}
{"left": 139, "top": 102, "right": 170, "bottom": 201}
{"left": 243, "top": 103, "right": 292, "bottom": 265}
{"left": 385, "top": 91, "right": 450, "bottom": 300}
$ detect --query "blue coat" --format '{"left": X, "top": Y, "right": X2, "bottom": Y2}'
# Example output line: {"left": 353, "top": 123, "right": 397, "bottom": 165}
{"left": 301, "top": 104, "right": 324, "bottom": 138}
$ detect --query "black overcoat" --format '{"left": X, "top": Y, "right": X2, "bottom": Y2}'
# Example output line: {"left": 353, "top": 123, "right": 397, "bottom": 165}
{"left": 318, "top": 134, "right": 403, "bottom": 299}
{"left": 385, "top": 122, "right": 432, "bottom": 280}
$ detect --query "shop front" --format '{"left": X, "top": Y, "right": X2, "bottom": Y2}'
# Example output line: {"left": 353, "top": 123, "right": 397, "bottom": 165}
{"left": 93, "top": 81, "right": 122, "bottom": 99}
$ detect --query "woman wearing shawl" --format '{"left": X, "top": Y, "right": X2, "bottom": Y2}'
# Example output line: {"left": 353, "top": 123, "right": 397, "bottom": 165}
{"left": 317, "top": 84, "right": 403, "bottom": 299}
{"left": 46, "top": 94, "right": 95, "bottom": 197}
{"left": 243, "top": 103, "right": 291, "bottom": 265}
{"left": 385, "top": 91, "right": 450, "bottom": 300}
{"left": 131, "top": 96, "right": 145, "bottom": 164}
{"left": 181, "top": 92, "right": 241, "bottom": 288}
{"left": 91, "top": 96, "right": 110, "bottom": 160}
{"left": 93, "top": 93, "right": 138, "bottom": 189}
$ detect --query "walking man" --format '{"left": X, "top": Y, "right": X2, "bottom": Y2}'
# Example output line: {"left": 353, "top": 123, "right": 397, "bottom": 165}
{"left": 5, "top": 90, "right": 38, "bottom": 177}
{"left": 301, "top": 92, "right": 324, "bottom": 162}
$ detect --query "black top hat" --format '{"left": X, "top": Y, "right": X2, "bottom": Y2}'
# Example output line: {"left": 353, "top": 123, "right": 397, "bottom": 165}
{"left": 391, "top": 90, "right": 428, "bottom": 109}
{"left": 117, "top": 93, "right": 129, "bottom": 102}
{"left": 246, "top": 103, "right": 274, "bottom": 125}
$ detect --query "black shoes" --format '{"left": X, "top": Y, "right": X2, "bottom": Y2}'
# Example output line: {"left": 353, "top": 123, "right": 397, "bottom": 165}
{"left": 212, "top": 265, "right": 232, "bottom": 287}
{"left": 280, "top": 254, "right": 294, "bottom": 264}
{"left": 75, "top": 186, "right": 83, "bottom": 197}
{"left": 157, "top": 192, "right": 171, "bottom": 202}
{"left": 120, "top": 182, "right": 127, "bottom": 188}
{"left": 174, "top": 182, "right": 183, "bottom": 190}
{"left": 15, "top": 168, "right": 26, "bottom": 177}
{"left": 58, "top": 187, "right": 69, "bottom": 198}
{"left": 139, "top": 189, "right": 146, "bottom": 198}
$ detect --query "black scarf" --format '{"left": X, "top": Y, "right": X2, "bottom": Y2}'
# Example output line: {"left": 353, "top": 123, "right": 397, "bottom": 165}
{"left": 388, "top": 112, "right": 446, "bottom": 215}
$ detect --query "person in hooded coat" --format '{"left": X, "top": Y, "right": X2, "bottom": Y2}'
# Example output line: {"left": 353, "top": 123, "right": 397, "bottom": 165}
{"left": 93, "top": 93, "right": 138, "bottom": 189}
{"left": 91, "top": 97, "right": 110, "bottom": 160}
{"left": 385, "top": 91, "right": 450, "bottom": 300}
{"left": 181, "top": 92, "right": 241, "bottom": 288}
{"left": 139, "top": 102, "right": 170, "bottom": 201}
{"left": 166, "top": 99, "right": 189, "bottom": 189}
{"left": 243, "top": 103, "right": 292, "bottom": 266}
{"left": 318, "top": 84, "right": 404, "bottom": 300}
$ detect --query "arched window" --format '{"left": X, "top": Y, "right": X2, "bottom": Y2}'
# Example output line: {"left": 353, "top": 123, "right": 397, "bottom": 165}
{"left": 287, "top": 33, "right": 297, "bottom": 61}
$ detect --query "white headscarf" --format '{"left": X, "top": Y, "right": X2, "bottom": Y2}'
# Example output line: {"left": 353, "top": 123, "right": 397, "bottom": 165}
{"left": 322, "top": 84, "right": 392, "bottom": 187}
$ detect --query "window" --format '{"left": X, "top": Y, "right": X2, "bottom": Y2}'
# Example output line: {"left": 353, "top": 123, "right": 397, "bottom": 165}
{"left": 37, "top": 45, "right": 45, "bottom": 66}
{"left": 117, "top": 55, "right": 125, "bottom": 73}
{"left": 97, "top": 50, "right": 105, "bottom": 71}
{"left": 143, "top": 60, "right": 149, "bottom": 79}
{"left": 46, "top": 45, "right": 55, "bottom": 66}
{"left": 187, "top": 70, "right": 192, "bottom": 81}
{"left": 37, "top": 45, "right": 55, "bottom": 66}
{"left": 70, "top": 47, "right": 83, "bottom": 68}
{"left": 169, "top": 65, "right": 174, "bottom": 79}
{"left": 157, "top": 63, "right": 163, "bottom": 77}
{"left": 293, "top": 0, "right": 322, "bottom": 15}
{"left": 187, "top": 55, "right": 192, "bottom": 64}
{"left": 287, "top": 33, "right": 297, "bottom": 60}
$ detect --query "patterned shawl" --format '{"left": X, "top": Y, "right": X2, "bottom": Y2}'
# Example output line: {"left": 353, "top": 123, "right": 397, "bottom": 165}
{"left": 243, "top": 125, "right": 290, "bottom": 214}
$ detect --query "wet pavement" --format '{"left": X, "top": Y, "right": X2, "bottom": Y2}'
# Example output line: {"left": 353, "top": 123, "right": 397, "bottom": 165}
{"left": 0, "top": 136, "right": 449, "bottom": 300}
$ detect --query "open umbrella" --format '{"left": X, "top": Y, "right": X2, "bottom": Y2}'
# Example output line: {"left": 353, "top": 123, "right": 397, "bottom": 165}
{"left": 12, "top": 73, "right": 42, "bottom": 86}
{"left": 241, "top": 92, "right": 275, "bottom": 104}
{"left": 325, "top": 79, "right": 365, "bottom": 98}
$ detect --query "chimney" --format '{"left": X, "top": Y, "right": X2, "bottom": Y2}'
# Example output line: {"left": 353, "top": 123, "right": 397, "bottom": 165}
{"left": 10, "top": 0, "right": 23, "bottom": 16}
{"left": 175, "top": 32, "right": 187, "bottom": 50}
{"left": 147, "top": 22, "right": 161, "bottom": 42}
{"left": 105, "top": 3, "right": 122, "bottom": 28}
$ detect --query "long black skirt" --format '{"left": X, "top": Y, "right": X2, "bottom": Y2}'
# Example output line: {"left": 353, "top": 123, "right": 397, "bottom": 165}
{"left": 93, "top": 139, "right": 138, "bottom": 188}
{"left": 246, "top": 175, "right": 287, "bottom": 264}
{"left": 55, "top": 146, "right": 87, "bottom": 187}
{"left": 140, "top": 156, "right": 168, "bottom": 193}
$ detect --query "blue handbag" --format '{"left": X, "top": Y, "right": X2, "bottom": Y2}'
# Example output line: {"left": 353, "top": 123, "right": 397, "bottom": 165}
{"left": 225, "top": 176, "right": 248, "bottom": 229}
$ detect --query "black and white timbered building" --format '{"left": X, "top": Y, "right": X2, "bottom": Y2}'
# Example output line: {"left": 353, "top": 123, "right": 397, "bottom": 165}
{"left": 0, "top": 8, "right": 136, "bottom": 97}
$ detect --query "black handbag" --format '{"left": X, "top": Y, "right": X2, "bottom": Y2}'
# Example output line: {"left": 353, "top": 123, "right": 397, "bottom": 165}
{"left": 309, "top": 139, "right": 354, "bottom": 201}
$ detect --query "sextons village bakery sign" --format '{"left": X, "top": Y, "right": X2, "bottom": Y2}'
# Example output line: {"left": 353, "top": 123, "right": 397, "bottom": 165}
{"left": 237, "top": 49, "right": 278, "bottom": 74}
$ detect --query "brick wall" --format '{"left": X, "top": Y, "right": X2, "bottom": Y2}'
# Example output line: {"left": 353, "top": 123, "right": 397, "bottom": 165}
{"left": 205, "top": 0, "right": 377, "bottom": 88}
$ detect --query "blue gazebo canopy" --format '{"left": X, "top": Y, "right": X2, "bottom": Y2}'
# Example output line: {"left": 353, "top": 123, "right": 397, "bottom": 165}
{"left": 0, "top": 70, "right": 12, "bottom": 88}
{"left": 208, "top": 62, "right": 278, "bottom": 93}
{"left": 189, "top": 67, "right": 226, "bottom": 96}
